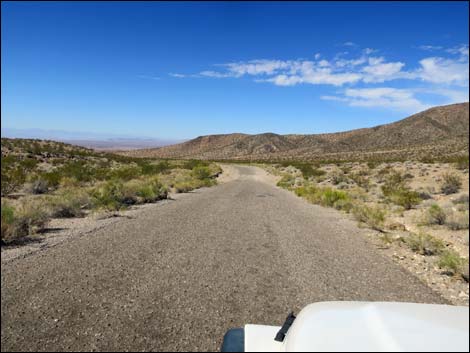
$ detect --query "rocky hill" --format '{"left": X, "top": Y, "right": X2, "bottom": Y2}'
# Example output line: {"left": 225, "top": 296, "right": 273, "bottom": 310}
{"left": 123, "top": 102, "right": 469, "bottom": 161}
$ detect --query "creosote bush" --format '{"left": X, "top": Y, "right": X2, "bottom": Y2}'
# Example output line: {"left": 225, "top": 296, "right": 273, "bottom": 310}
{"left": 404, "top": 233, "right": 445, "bottom": 256}
{"left": 438, "top": 250, "right": 467, "bottom": 276}
{"left": 426, "top": 204, "right": 447, "bottom": 225}
{"left": 381, "top": 171, "right": 421, "bottom": 209}
{"left": 352, "top": 203, "right": 386, "bottom": 231}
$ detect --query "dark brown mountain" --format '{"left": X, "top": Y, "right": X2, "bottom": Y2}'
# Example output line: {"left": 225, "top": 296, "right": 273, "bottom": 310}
{"left": 123, "top": 102, "right": 469, "bottom": 161}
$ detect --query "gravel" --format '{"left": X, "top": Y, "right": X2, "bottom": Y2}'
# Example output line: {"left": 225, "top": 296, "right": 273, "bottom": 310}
{"left": 1, "top": 165, "right": 446, "bottom": 352}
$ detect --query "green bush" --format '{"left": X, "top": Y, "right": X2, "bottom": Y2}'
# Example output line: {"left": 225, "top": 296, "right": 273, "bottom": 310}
{"left": 441, "top": 173, "right": 462, "bottom": 195}
{"left": 192, "top": 166, "right": 211, "bottom": 180}
{"left": 330, "top": 170, "right": 348, "bottom": 185}
{"left": 110, "top": 165, "right": 142, "bottom": 181}
{"left": 318, "top": 188, "right": 349, "bottom": 208}
{"left": 1, "top": 200, "right": 49, "bottom": 244}
{"left": 381, "top": 171, "right": 421, "bottom": 209}
{"left": 352, "top": 203, "right": 386, "bottom": 231}
{"left": 349, "top": 172, "right": 370, "bottom": 190}
{"left": 454, "top": 155, "right": 469, "bottom": 170}
{"left": 389, "top": 189, "right": 421, "bottom": 210}
{"left": 1, "top": 202, "right": 16, "bottom": 243}
{"left": 47, "top": 190, "right": 91, "bottom": 218}
{"left": 277, "top": 174, "right": 296, "bottom": 189}
{"left": 438, "top": 250, "right": 466, "bottom": 275}
{"left": 404, "top": 233, "right": 445, "bottom": 256}
{"left": 182, "top": 160, "right": 209, "bottom": 170}
{"left": 125, "top": 178, "right": 168, "bottom": 203}
{"left": 426, "top": 204, "right": 447, "bottom": 225}
{"left": 91, "top": 179, "right": 128, "bottom": 210}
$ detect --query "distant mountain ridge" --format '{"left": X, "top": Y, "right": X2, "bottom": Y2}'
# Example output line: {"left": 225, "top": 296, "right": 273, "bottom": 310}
{"left": 122, "top": 102, "right": 469, "bottom": 161}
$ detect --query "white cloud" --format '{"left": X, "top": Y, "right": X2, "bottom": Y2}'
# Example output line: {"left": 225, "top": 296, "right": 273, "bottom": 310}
{"left": 199, "top": 70, "right": 234, "bottom": 78}
{"left": 322, "top": 87, "right": 430, "bottom": 113}
{"left": 137, "top": 75, "right": 160, "bottom": 80}
{"left": 362, "top": 60, "right": 406, "bottom": 83}
{"left": 168, "top": 43, "right": 469, "bottom": 115}
{"left": 418, "top": 45, "right": 443, "bottom": 51}
{"left": 363, "top": 48, "right": 377, "bottom": 55}
{"left": 417, "top": 57, "right": 469, "bottom": 86}
{"left": 223, "top": 59, "right": 290, "bottom": 76}
{"left": 169, "top": 73, "right": 187, "bottom": 78}
{"left": 343, "top": 41, "right": 357, "bottom": 47}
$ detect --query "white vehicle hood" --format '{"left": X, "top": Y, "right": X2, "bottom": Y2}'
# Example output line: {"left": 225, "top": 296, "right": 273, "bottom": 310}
{"left": 245, "top": 301, "right": 469, "bottom": 352}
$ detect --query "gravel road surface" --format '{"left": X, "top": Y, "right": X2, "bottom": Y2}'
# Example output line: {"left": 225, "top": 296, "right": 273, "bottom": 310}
{"left": 1, "top": 165, "right": 446, "bottom": 352}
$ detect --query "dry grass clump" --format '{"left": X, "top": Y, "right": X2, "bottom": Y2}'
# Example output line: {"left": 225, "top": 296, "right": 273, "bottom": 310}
{"left": 441, "top": 173, "right": 462, "bottom": 195}
{"left": 403, "top": 232, "right": 445, "bottom": 256}
{"left": 438, "top": 250, "right": 468, "bottom": 279}
{"left": 426, "top": 204, "right": 447, "bottom": 225}
{"left": 351, "top": 203, "right": 386, "bottom": 231}
{"left": 1, "top": 199, "right": 49, "bottom": 244}
{"left": 446, "top": 211, "right": 469, "bottom": 230}
{"left": 294, "top": 184, "right": 353, "bottom": 211}
{"left": 381, "top": 171, "right": 421, "bottom": 209}
{"left": 277, "top": 174, "right": 296, "bottom": 189}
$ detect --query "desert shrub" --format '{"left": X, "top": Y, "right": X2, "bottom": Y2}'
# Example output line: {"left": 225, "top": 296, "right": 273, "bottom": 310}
{"left": 173, "top": 181, "right": 196, "bottom": 193}
{"left": 440, "top": 173, "right": 462, "bottom": 195}
{"left": 40, "top": 170, "right": 64, "bottom": 189}
{"left": 388, "top": 189, "right": 421, "bottom": 210}
{"left": 1, "top": 202, "right": 16, "bottom": 243}
{"left": 446, "top": 211, "right": 469, "bottom": 230}
{"left": 404, "top": 233, "right": 445, "bottom": 256}
{"left": 27, "top": 178, "right": 50, "bottom": 194}
{"left": 381, "top": 171, "right": 421, "bottom": 209}
{"left": 47, "top": 189, "right": 91, "bottom": 218}
{"left": 192, "top": 166, "right": 211, "bottom": 180}
{"left": 140, "top": 161, "right": 170, "bottom": 175}
{"left": 426, "top": 204, "right": 447, "bottom": 225}
{"left": 352, "top": 203, "right": 386, "bottom": 231}
{"left": 110, "top": 165, "right": 142, "bottom": 181}
{"left": 349, "top": 172, "right": 370, "bottom": 190}
{"left": 381, "top": 171, "right": 406, "bottom": 195}
{"left": 58, "top": 161, "right": 96, "bottom": 182}
{"left": 282, "top": 162, "right": 325, "bottom": 179}
{"left": 317, "top": 188, "right": 349, "bottom": 208}
{"left": 330, "top": 170, "right": 348, "bottom": 185}
{"left": 454, "top": 155, "right": 469, "bottom": 170}
{"left": 367, "top": 161, "right": 380, "bottom": 170}
{"left": 1, "top": 156, "right": 28, "bottom": 196}
{"left": 182, "top": 160, "right": 209, "bottom": 170}
{"left": 295, "top": 185, "right": 353, "bottom": 212}
{"left": 277, "top": 174, "right": 296, "bottom": 189}
{"left": 438, "top": 250, "right": 466, "bottom": 276}
{"left": 91, "top": 179, "right": 127, "bottom": 210}
{"left": 1, "top": 200, "right": 49, "bottom": 243}
{"left": 124, "top": 178, "right": 168, "bottom": 203}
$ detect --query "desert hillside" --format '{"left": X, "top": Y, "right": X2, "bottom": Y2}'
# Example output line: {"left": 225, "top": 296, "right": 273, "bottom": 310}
{"left": 122, "top": 103, "right": 469, "bottom": 161}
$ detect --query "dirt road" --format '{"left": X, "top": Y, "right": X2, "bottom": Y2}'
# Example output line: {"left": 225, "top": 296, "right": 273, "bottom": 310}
{"left": 1, "top": 165, "right": 446, "bottom": 351}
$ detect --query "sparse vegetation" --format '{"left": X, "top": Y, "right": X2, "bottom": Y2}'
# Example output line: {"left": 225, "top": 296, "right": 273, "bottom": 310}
{"left": 438, "top": 250, "right": 467, "bottom": 277}
{"left": 381, "top": 171, "right": 421, "bottom": 209}
{"left": 440, "top": 173, "right": 462, "bottom": 195}
{"left": 426, "top": 204, "right": 447, "bottom": 225}
{"left": 1, "top": 138, "right": 221, "bottom": 243}
{"left": 352, "top": 203, "right": 386, "bottom": 231}
{"left": 404, "top": 232, "right": 445, "bottom": 256}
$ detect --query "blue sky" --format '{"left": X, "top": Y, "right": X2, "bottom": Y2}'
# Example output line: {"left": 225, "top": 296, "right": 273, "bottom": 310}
{"left": 1, "top": 1, "right": 469, "bottom": 140}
